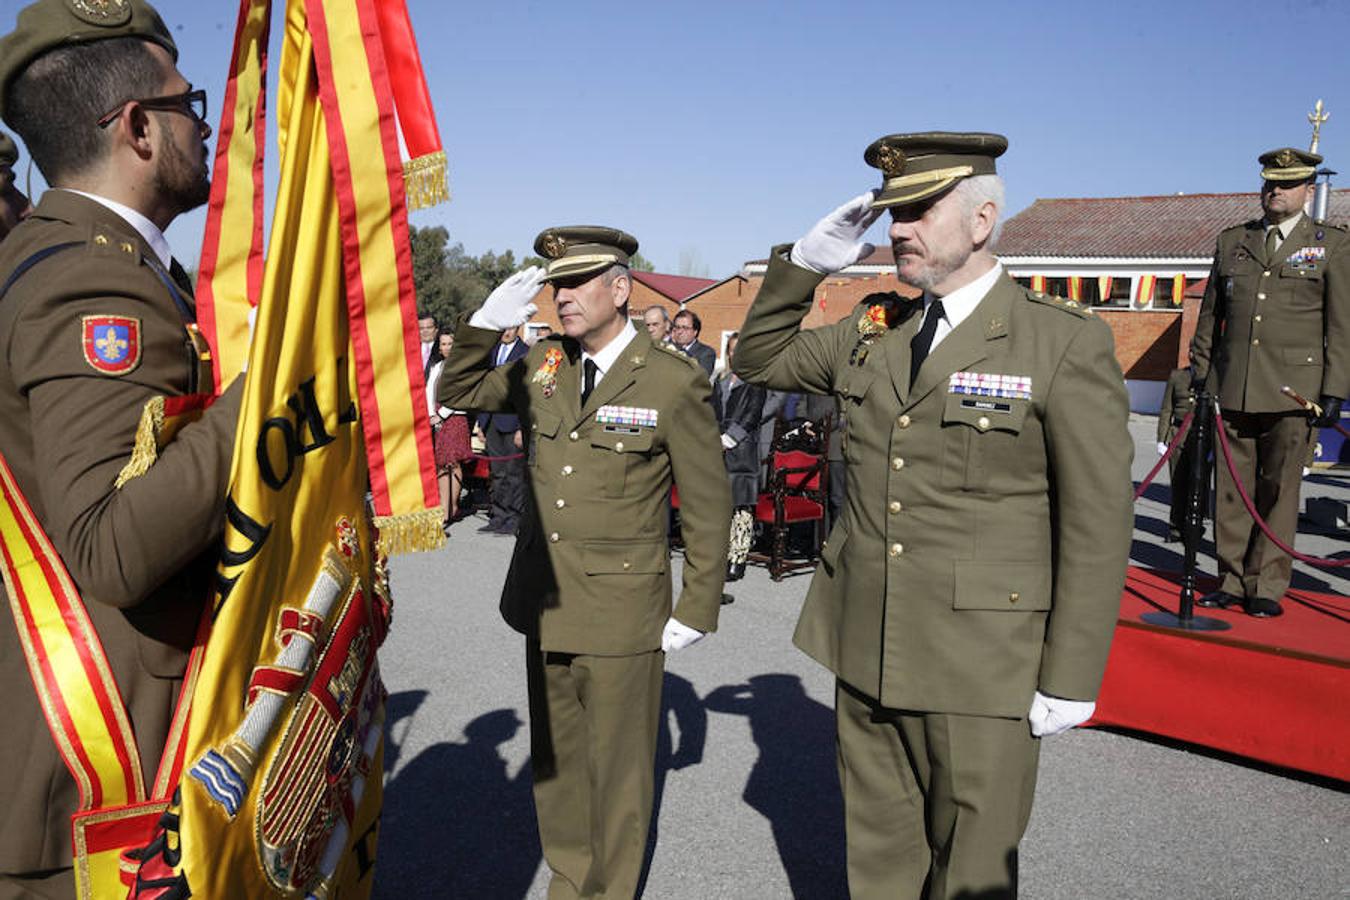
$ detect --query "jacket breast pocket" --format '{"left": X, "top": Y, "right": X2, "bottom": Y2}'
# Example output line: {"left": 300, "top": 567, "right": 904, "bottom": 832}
{"left": 1279, "top": 262, "right": 1323, "bottom": 282}
{"left": 940, "top": 393, "right": 1032, "bottom": 491}
{"left": 531, "top": 410, "right": 562, "bottom": 466}
{"left": 835, "top": 371, "right": 874, "bottom": 464}
{"left": 590, "top": 428, "right": 656, "bottom": 497}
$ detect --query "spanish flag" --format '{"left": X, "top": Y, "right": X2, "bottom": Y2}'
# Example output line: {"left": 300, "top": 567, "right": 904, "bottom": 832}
{"left": 1171, "top": 274, "right": 1186, "bottom": 306}
{"left": 1066, "top": 276, "right": 1082, "bottom": 302}
{"left": 1134, "top": 275, "right": 1156, "bottom": 308}
{"left": 130, "top": 0, "right": 447, "bottom": 895}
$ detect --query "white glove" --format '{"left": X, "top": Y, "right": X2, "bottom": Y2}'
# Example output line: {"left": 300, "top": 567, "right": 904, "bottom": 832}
{"left": 720, "top": 433, "right": 737, "bottom": 450}
{"left": 469, "top": 266, "right": 545, "bottom": 330}
{"left": 661, "top": 617, "right": 704, "bottom": 653}
{"left": 1156, "top": 441, "right": 1168, "bottom": 457}
{"left": 1028, "top": 691, "right": 1095, "bottom": 737}
{"left": 789, "top": 191, "right": 883, "bottom": 274}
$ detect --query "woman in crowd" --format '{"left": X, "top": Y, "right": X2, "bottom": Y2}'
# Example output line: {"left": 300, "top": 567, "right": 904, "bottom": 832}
{"left": 712, "top": 333, "right": 766, "bottom": 581}
{"left": 427, "top": 330, "right": 474, "bottom": 533}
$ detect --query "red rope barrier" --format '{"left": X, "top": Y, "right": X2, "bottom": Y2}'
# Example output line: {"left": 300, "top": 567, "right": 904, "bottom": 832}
{"left": 1134, "top": 411, "right": 1194, "bottom": 501}
{"left": 1212, "top": 408, "right": 1350, "bottom": 568}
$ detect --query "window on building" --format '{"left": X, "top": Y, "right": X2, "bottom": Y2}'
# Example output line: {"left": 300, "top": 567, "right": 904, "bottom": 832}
{"left": 1101, "top": 278, "right": 1132, "bottom": 307}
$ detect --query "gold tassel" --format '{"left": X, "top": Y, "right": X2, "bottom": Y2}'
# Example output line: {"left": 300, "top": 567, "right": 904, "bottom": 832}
{"left": 402, "top": 151, "right": 450, "bottom": 211}
{"left": 115, "top": 396, "right": 166, "bottom": 488}
{"left": 373, "top": 508, "right": 446, "bottom": 555}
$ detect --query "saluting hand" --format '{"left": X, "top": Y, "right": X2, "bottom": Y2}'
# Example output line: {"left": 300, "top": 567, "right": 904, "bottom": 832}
{"left": 790, "top": 191, "right": 883, "bottom": 274}
{"left": 470, "top": 266, "right": 546, "bottom": 330}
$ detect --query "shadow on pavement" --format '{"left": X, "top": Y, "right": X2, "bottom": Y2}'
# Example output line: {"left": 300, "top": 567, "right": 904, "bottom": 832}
{"left": 704, "top": 673, "right": 848, "bottom": 900}
{"left": 637, "top": 672, "right": 708, "bottom": 896}
{"left": 376, "top": 699, "right": 540, "bottom": 899}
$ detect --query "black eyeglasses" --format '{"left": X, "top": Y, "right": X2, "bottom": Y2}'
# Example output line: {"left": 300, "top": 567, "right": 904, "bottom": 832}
{"left": 97, "top": 87, "right": 207, "bottom": 128}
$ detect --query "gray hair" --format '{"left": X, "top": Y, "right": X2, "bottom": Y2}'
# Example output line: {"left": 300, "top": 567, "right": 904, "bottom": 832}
{"left": 953, "top": 174, "right": 1005, "bottom": 248}
{"left": 643, "top": 304, "right": 670, "bottom": 322}
{"left": 600, "top": 263, "right": 630, "bottom": 286}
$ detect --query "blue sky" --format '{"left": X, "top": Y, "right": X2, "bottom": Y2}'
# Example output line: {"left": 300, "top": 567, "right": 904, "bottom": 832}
{"left": 3, "top": 0, "right": 1348, "bottom": 277}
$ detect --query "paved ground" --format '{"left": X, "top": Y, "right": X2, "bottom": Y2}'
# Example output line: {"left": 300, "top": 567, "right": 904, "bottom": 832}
{"left": 373, "top": 415, "right": 1348, "bottom": 899}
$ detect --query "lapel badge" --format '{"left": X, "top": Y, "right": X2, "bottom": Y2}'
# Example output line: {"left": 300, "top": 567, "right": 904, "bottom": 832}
{"left": 532, "top": 347, "right": 563, "bottom": 398}
{"left": 82, "top": 314, "right": 141, "bottom": 375}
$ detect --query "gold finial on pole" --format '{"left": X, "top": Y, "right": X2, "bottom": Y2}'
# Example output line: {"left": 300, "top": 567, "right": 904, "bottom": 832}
{"left": 1308, "top": 99, "right": 1329, "bottom": 154}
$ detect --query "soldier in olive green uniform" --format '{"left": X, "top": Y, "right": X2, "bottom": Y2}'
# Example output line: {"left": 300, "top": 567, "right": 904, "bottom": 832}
{"left": 734, "top": 134, "right": 1134, "bottom": 900}
{"left": 1192, "top": 147, "right": 1348, "bottom": 617}
{"left": 440, "top": 227, "right": 731, "bottom": 899}
{"left": 0, "top": 2, "right": 239, "bottom": 896}
{"left": 0, "top": 131, "right": 32, "bottom": 239}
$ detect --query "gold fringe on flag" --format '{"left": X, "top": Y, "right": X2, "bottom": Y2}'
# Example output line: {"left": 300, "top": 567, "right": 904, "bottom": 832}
{"left": 374, "top": 507, "right": 446, "bottom": 555}
{"left": 114, "top": 396, "right": 166, "bottom": 488}
{"left": 402, "top": 150, "right": 450, "bottom": 211}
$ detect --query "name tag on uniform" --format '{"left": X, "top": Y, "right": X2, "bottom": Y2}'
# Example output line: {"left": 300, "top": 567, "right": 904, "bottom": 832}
{"left": 948, "top": 372, "right": 1032, "bottom": 400}
{"left": 960, "top": 399, "right": 1012, "bottom": 413}
{"left": 603, "top": 425, "right": 642, "bottom": 435}
{"left": 596, "top": 405, "right": 658, "bottom": 428}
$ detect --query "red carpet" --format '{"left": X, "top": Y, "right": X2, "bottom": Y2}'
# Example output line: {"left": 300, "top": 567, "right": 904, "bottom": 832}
{"left": 1091, "top": 566, "right": 1349, "bottom": 782}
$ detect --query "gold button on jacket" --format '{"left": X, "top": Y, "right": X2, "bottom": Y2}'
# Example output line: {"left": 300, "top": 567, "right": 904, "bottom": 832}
{"left": 733, "top": 249, "right": 1134, "bottom": 717}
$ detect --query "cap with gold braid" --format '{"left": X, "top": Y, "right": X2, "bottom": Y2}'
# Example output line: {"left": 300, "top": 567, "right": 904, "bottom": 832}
{"left": 0, "top": 131, "right": 16, "bottom": 168}
{"left": 1258, "top": 146, "right": 1321, "bottom": 183}
{"left": 534, "top": 225, "right": 639, "bottom": 283}
{"left": 0, "top": 0, "right": 178, "bottom": 120}
{"left": 865, "top": 131, "right": 1008, "bottom": 209}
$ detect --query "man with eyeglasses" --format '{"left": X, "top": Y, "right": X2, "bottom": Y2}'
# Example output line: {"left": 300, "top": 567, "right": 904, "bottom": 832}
{"left": 0, "top": 2, "right": 241, "bottom": 894}
{"left": 672, "top": 308, "right": 716, "bottom": 377}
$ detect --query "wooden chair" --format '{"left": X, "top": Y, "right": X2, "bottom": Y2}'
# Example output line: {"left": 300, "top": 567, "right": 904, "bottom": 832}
{"left": 748, "top": 415, "right": 831, "bottom": 580}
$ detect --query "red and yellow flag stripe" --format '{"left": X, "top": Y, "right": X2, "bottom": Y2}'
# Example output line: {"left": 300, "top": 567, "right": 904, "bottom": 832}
{"left": 1171, "top": 273, "right": 1186, "bottom": 306}
{"left": 1134, "top": 274, "right": 1156, "bottom": 307}
{"left": 0, "top": 453, "right": 144, "bottom": 812}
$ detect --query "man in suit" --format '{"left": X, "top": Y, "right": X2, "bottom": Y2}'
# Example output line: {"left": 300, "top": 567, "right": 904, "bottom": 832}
{"left": 1192, "top": 146, "right": 1348, "bottom": 618}
{"left": 0, "top": 130, "right": 32, "bottom": 239}
{"left": 418, "top": 313, "right": 441, "bottom": 378}
{"left": 672, "top": 308, "right": 716, "bottom": 377}
{"left": 476, "top": 324, "right": 530, "bottom": 534}
{"left": 734, "top": 132, "right": 1134, "bottom": 899}
{"left": 441, "top": 226, "right": 730, "bottom": 899}
{"left": 1157, "top": 367, "right": 1199, "bottom": 542}
{"left": 642, "top": 304, "right": 672, "bottom": 344}
{"left": 0, "top": 2, "right": 241, "bottom": 893}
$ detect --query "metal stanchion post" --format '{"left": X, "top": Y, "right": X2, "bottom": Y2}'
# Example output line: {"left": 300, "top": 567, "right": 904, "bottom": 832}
{"left": 1143, "top": 389, "right": 1231, "bottom": 631}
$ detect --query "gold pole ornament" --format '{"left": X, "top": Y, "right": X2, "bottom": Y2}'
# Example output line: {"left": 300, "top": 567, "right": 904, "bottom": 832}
{"left": 1308, "top": 99, "right": 1329, "bottom": 154}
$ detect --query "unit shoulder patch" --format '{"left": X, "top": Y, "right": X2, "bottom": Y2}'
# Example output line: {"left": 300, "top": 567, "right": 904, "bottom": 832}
{"left": 81, "top": 315, "right": 142, "bottom": 375}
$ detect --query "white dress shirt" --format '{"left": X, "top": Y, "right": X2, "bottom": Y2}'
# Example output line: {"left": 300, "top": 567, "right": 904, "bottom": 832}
{"left": 581, "top": 320, "right": 638, "bottom": 396}
{"left": 922, "top": 261, "right": 1004, "bottom": 351}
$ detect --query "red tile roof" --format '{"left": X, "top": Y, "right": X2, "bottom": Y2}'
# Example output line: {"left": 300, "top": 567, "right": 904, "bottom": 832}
{"left": 630, "top": 270, "right": 717, "bottom": 301}
{"left": 996, "top": 190, "right": 1350, "bottom": 259}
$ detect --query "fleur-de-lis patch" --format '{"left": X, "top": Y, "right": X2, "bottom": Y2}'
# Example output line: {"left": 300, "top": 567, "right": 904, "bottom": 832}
{"left": 81, "top": 315, "right": 141, "bottom": 375}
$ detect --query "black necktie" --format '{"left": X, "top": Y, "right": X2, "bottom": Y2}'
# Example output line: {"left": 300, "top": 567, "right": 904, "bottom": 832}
{"left": 581, "top": 359, "right": 598, "bottom": 405}
{"left": 909, "top": 298, "right": 946, "bottom": 388}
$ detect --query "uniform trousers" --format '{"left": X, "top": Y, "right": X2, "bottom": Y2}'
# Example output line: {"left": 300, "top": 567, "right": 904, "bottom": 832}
{"left": 527, "top": 641, "right": 664, "bottom": 900}
{"left": 835, "top": 679, "right": 1039, "bottom": 900}
{"left": 1214, "top": 410, "right": 1311, "bottom": 601}
{"left": 485, "top": 427, "right": 527, "bottom": 530}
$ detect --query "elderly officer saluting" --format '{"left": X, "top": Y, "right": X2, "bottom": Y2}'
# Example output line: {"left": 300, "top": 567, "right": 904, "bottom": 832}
{"left": 0, "top": 1, "right": 240, "bottom": 895}
{"left": 440, "top": 226, "right": 731, "bottom": 899}
{"left": 1192, "top": 146, "right": 1348, "bottom": 618}
{"left": 734, "top": 133, "right": 1134, "bottom": 899}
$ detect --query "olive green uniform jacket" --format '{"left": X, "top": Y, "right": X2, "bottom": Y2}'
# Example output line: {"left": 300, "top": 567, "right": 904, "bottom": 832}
{"left": 1190, "top": 216, "right": 1350, "bottom": 412}
{"left": 0, "top": 191, "right": 240, "bottom": 873}
{"left": 440, "top": 325, "right": 731, "bottom": 654}
{"left": 734, "top": 250, "right": 1134, "bottom": 718}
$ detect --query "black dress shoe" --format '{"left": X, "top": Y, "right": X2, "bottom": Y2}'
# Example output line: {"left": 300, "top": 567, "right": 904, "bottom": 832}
{"left": 476, "top": 522, "right": 502, "bottom": 534}
{"left": 1196, "top": 590, "right": 1241, "bottom": 609}
{"left": 1244, "top": 596, "right": 1284, "bottom": 618}
{"left": 726, "top": 561, "right": 746, "bottom": 582}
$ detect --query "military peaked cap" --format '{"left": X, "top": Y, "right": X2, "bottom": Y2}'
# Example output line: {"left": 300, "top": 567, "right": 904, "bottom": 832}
{"left": 534, "top": 225, "right": 639, "bottom": 283}
{"left": 865, "top": 131, "right": 1008, "bottom": 208}
{"left": 0, "top": 0, "right": 178, "bottom": 119}
{"left": 1259, "top": 146, "right": 1322, "bottom": 183}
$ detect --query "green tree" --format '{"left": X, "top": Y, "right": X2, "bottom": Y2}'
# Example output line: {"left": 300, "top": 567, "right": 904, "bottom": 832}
{"left": 629, "top": 251, "right": 655, "bottom": 272}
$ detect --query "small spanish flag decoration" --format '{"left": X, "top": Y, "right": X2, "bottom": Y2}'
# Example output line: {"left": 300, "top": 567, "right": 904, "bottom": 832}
{"left": 1171, "top": 274, "right": 1186, "bottom": 306}
{"left": 1066, "top": 276, "right": 1082, "bottom": 301}
{"left": 1134, "top": 274, "right": 1156, "bottom": 308}
{"left": 1030, "top": 274, "right": 1047, "bottom": 292}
